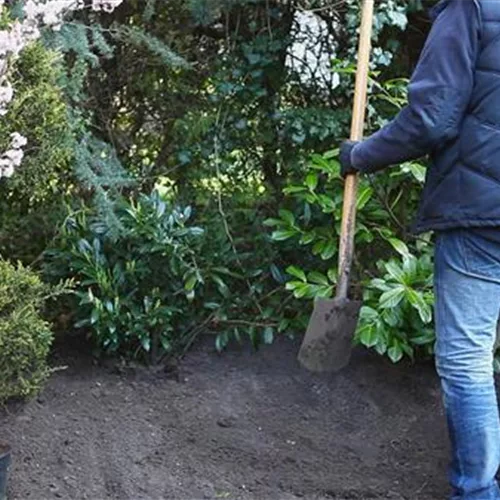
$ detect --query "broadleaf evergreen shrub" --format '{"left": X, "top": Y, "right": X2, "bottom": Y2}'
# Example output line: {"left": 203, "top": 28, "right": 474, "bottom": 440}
{"left": 269, "top": 73, "right": 434, "bottom": 364}
{"left": 271, "top": 148, "right": 434, "bottom": 364}
{"left": 46, "top": 190, "right": 205, "bottom": 363}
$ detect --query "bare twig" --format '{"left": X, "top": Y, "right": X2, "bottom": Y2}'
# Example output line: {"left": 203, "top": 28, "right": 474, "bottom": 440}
{"left": 218, "top": 319, "right": 278, "bottom": 329}
{"left": 177, "top": 313, "right": 216, "bottom": 359}
{"left": 265, "top": 0, "right": 274, "bottom": 40}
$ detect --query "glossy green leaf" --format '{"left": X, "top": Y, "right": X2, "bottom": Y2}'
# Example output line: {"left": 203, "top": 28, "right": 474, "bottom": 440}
{"left": 263, "top": 218, "right": 283, "bottom": 227}
{"left": 406, "top": 288, "right": 433, "bottom": 324}
{"left": 384, "top": 260, "right": 406, "bottom": 283}
{"left": 307, "top": 271, "right": 329, "bottom": 285}
{"left": 271, "top": 230, "right": 297, "bottom": 241}
{"left": 388, "top": 238, "right": 410, "bottom": 259}
{"left": 278, "top": 209, "right": 295, "bottom": 226}
{"left": 141, "top": 336, "right": 151, "bottom": 352}
{"left": 321, "top": 239, "right": 336, "bottom": 260}
{"left": 305, "top": 172, "right": 319, "bottom": 191}
{"left": 184, "top": 275, "right": 197, "bottom": 291}
{"left": 379, "top": 286, "right": 405, "bottom": 309}
{"left": 286, "top": 265, "right": 307, "bottom": 282}
{"left": 359, "top": 324, "right": 378, "bottom": 348}
{"left": 388, "top": 343, "right": 403, "bottom": 363}
{"left": 357, "top": 185, "right": 373, "bottom": 210}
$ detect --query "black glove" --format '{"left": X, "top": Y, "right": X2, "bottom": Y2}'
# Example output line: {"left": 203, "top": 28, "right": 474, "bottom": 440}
{"left": 339, "top": 140, "right": 360, "bottom": 178}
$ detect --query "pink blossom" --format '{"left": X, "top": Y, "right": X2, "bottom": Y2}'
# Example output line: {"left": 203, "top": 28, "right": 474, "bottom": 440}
{"left": 0, "top": 133, "right": 27, "bottom": 180}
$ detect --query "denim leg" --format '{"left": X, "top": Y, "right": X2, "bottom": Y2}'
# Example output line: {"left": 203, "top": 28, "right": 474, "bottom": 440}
{"left": 435, "top": 230, "right": 500, "bottom": 500}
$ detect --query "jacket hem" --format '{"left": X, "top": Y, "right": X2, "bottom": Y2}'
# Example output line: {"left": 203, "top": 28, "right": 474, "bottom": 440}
{"left": 412, "top": 218, "right": 500, "bottom": 235}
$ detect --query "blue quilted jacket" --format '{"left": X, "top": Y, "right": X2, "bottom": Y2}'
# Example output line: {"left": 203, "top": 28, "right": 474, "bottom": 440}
{"left": 351, "top": 0, "right": 500, "bottom": 233}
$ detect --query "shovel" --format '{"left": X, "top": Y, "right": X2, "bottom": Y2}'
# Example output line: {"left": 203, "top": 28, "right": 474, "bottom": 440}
{"left": 298, "top": 0, "right": 375, "bottom": 373}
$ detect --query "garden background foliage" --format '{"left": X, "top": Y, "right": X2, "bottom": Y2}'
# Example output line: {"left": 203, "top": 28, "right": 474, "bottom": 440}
{"left": 0, "top": 0, "right": 441, "bottom": 399}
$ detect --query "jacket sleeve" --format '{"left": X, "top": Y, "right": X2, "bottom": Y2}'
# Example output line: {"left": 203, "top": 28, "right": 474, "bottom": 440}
{"left": 351, "top": 0, "right": 481, "bottom": 173}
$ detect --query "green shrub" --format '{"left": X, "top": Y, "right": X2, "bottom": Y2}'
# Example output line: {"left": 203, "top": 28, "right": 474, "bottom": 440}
{"left": 46, "top": 184, "right": 305, "bottom": 360}
{"left": 0, "top": 260, "right": 54, "bottom": 402}
{"left": 0, "top": 42, "right": 73, "bottom": 206}
{"left": 355, "top": 240, "right": 434, "bottom": 362}
{"left": 268, "top": 148, "right": 433, "bottom": 363}
{"left": 190, "top": 186, "right": 306, "bottom": 352}
{"left": 267, "top": 73, "right": 436, "bottom": 364}
{"left": 46, "top": 190, "right": 205, "bottom": 363}
{"left": 0, "top": 42, "right": 73, "bottom": 263}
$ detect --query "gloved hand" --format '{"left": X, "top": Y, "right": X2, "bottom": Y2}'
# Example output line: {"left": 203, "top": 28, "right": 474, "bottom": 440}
{"left": 339, "top": 140, "right": 360, "bottom": 178}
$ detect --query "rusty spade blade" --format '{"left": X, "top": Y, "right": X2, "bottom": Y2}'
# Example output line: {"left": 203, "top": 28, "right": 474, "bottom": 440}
{"left": 298, "top": 298, "right": 362, "bottom": 373}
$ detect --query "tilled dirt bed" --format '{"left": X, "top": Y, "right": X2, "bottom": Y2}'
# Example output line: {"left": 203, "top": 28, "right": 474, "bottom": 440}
{"left": 0, "top": 337, "right": 450, "bottom": 500}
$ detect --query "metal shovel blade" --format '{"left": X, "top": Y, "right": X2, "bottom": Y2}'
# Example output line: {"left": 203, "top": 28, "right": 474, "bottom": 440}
{"left": 298, "top": 298, "right": 362, "bottom": 373}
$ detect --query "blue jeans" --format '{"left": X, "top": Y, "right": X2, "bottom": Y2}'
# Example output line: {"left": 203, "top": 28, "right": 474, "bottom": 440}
{"left": 435, "top": 229, "right": 500, "bottom": 500}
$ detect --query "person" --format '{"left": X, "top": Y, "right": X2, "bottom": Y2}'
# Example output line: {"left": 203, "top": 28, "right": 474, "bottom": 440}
{"left": 339, "top": 1, "right": 500, "bottom": 499}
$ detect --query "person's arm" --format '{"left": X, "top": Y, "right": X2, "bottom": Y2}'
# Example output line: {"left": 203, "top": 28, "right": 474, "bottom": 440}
{"left": 349, "top": 0, "right": 481, "bottom": 174}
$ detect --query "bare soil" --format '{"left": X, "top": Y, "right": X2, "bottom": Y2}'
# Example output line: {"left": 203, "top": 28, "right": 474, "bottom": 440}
{"left": 0, "top": 337, "right": 450, "bottom": 500}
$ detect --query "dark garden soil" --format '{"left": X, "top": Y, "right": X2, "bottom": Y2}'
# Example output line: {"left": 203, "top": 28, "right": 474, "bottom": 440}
{"left": 0, "top": 336, "right": 451, "bottom": 500}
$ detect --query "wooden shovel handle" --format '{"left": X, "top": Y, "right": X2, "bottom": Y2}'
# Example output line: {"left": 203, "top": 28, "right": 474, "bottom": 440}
{"left": 336, "top": 0, "right": 375, "bottom": 300}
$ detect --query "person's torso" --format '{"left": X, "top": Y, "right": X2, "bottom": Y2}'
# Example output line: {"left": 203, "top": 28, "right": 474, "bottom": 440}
{"left": 416, "top": 0, "right": 500, "bottom": 233}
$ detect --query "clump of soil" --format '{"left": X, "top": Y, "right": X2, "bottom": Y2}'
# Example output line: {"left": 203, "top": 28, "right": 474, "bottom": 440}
{"left": 0, "top": 337, "right": 449, "bottom": 500}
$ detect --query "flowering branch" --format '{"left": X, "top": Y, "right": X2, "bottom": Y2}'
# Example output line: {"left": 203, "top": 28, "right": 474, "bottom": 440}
{"left": 0, "top": 0, "right": 124, "bottom": 178}
{"left": 0, "top": 132, "right": 27, "bottom": 179}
